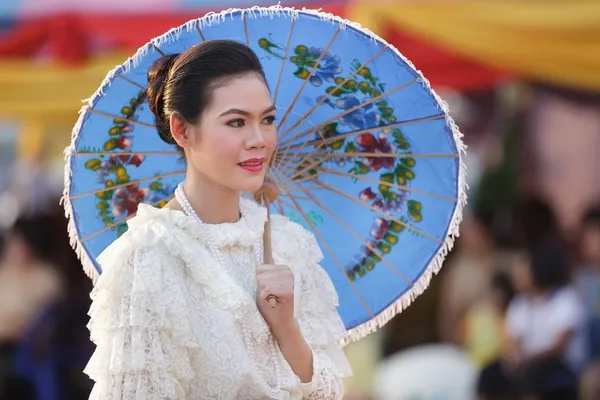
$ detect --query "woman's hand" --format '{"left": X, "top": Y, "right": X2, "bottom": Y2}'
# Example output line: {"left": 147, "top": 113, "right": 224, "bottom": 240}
{"left": 256, "top": 264, "right": 314, "bottom": 383}
{"left": 256, "top": 264, "right": 296, "bottom": 334}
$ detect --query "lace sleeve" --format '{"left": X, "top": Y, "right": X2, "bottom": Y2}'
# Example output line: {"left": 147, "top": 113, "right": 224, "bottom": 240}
{"left": 293, "top": 227, "right": 353, "bottom": 400}
{"left": 84, "top": 234, "right": 197, "bottom": 400}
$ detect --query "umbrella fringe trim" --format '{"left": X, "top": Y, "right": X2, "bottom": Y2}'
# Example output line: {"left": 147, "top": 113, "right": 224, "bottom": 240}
{"left": 61, "top": 5, "right": 468, "bottom": 339}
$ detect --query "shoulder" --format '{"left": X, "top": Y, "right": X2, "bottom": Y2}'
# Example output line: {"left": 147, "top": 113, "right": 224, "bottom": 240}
{"left": 94, "top": 204, "right": 190, "bottom": 293}
{"left": 507, "top": 294, "right": 529, "bottom": 317}
{"left": 272, "top": 214, "right": 313, "bottom": 241}
{"left": 552, "top": 286, "right": 584, "bottom": 312}
{"left": 97, "top": 204, "right": 183, "bottom": 267}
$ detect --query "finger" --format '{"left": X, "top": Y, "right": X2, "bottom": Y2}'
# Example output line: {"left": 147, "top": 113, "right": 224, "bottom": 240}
{"left": 260, "top": 286, "right": 294, "bottom": 300}
{"left": 256, "top": 274, "right": 294, "bottom": 285}
{"left": 256, "top": 279, "right": 295, "bottom": 294}
{"left": 256, "top": 268, "right": 294, "bottom": 280}
{"left": 256, "top": 264, "right": 293, "bottom": 274}
{"left": 256, "top": 264, "right": 279, "bottom": 274}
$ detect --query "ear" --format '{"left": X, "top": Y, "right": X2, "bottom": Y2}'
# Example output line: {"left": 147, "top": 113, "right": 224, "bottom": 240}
{"left": 169, "top": 112, "right": 192, "bottom": 148}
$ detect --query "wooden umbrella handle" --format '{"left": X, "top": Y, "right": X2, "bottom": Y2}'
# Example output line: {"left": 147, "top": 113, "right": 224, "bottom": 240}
{"left": 254, "top": 180, "right": 278, "bottom": 308}
{"left": 263, "top": 197, "right": 277, "bottom": 308}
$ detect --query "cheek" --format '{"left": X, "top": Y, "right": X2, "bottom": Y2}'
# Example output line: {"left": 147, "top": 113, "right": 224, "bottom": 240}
{"left": 191, "top": 133, "right": 241, "bottom": 167}
{"left": 266, "top": 128, "right": 278, "bottom": 154}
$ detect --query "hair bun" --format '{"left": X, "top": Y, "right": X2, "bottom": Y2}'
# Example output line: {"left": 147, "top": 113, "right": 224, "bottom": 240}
{"left": 147, "top": 53, "right": 180, "bottom": 144}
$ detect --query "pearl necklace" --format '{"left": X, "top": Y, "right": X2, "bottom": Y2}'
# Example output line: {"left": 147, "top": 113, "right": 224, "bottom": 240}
{"left": 174, "top": 184, "right": 282, "bottom": 396}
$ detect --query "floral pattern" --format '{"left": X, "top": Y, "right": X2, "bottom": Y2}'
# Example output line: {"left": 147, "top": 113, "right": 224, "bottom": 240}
{"left": 81, "top": 40, "right": 425, "bottom": 280}
{"left": 259, "top": 40, "right": 424, "bottom": 282}
{"left": 82, "top": 90, "right": 173, "bottom": 237}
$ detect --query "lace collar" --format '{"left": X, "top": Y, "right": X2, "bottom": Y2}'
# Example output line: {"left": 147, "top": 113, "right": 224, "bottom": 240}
{"left": 129, "top": 197, "right": 267, "bottom": 248}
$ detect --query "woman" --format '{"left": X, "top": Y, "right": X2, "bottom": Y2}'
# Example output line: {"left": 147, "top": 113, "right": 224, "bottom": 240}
{"left": 84, "top": 40, "right": 352, "bottom": 399}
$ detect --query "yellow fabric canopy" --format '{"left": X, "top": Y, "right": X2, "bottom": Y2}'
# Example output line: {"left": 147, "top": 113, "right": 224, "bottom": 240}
{"left": 0, "top": 52, "right": 128, "bottom": 121}
{"left": 348, "top": 0, "right": 600, "bottom": 92}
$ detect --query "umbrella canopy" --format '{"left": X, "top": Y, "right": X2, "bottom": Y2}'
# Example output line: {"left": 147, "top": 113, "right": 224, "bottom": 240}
{"left": 63, "top": 5, "right": 466, "bottom": 342}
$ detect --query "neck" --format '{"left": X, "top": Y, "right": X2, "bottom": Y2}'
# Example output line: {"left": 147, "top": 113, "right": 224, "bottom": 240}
{"left": 182, "top": 170, "right": 240, "bottom": 224}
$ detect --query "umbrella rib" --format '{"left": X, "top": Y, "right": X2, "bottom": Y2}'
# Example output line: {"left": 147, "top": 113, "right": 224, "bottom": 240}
{"left": 72, "top": 151, "right": 180, "bottom": 157}
{"left": 315, "top": 165, "right": 457, "bottom": 202}
{"left": 278, "top": 78, "right": 420, "bottom": 150}
{"left": 280, "top": 193, "right": 312, "bottom": 202}
{"left": 115, "top": 75, "right": 146, "bottom": 90}
{"left": 270, "top": 171, "right": 375, "bottom": 318}
{"left": 280, "top": 152, "right": 459, "bottom": 160}
{"left": 275, "top": 27, "right": 341, "bottom": 132}
{"left": 272, "top": 18, "right": 296, "bottom": 105}
{"left": 277, "top": 164, "right": 442, "bottom": 244}
{"left": 275, "top": 171, "right": 413, "bottom": 286}
{"left": 283, "top": 183, "right": 329, "bottom": 194}
{"left": 69, "top": 170, "right": 185, "bottom": 200}
{"left": 277, "top": 163, "right": 456, "bottom": 203}
{"left": 274, "top": 117, "right": 325, "bottom": 171}
{"left": 151, "top": 42, "right": 166, "bottom": 57}
{"left": 242, "top": 13, "right": 250, "bottom": 46}
{"left": 196, "top": 21, "right": 206, "bottom": 41}
{"left": 278, "top": 46, "right": 387, "bottom": 144}
{"left": 276, "top": 115, "right": 446, "bottom": 182}
{"left": 274, "top": 197, "right": 285, "bottom": 215}
{"left": 80, "top": 195, "right": 174, "bottom": 243}
{"left": 279, "top": 113, "right": 445, "bottom": 159}
{"left": 87, "top": 109, "right": 156, "bottom": 129}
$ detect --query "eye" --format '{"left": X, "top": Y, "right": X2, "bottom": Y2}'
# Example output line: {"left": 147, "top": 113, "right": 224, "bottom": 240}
{"left": 227, "top": 119, "right": 245, "bottom": 128}
{"left": 262, "top": 115, "right": 276, "bottom": 125}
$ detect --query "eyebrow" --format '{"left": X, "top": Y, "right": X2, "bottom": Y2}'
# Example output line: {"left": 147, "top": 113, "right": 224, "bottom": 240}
{"left": 218, "top": 105, "right": 276, "bottom": 118}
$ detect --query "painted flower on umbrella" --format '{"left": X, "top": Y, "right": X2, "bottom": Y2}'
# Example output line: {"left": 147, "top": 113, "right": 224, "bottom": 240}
{"left": 319, "top": 94, "right": 380, "bottom": 131}
{"left": 359, "top": 186, "right": 407, "bottom": 214}
{"left": 354, "top": 131, "right": 396, "bottom": 172}
{"left": 103, "top": 135, "right": 134, "bottom": 152}
{"left": 290, "top": 46, "right": 342, "bottom": 86}
{"left": 146, "top": 180, "right": 174, "bottom": 208}
{"left": 108, "top": 120, "right": 135, "bottom": 137}
{"left": 111, "top": 184, "right": 148, "bottom": 217}
{"left": 89, "top": 154, "right": 145, "bottom": 184}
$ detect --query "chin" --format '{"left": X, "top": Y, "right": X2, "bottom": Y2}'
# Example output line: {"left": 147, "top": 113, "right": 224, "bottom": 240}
{"left": 234, "top": 175, "right": 267, "bottom": 194}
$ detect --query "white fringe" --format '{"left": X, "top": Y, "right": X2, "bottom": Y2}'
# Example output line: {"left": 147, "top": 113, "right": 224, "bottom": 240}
{"left": 61, "top": 4, "right": 467, "bottom": 341}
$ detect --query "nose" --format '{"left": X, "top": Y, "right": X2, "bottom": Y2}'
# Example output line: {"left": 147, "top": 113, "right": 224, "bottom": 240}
{"left": 246, "top": 124, "right": 267, "bottom": 149}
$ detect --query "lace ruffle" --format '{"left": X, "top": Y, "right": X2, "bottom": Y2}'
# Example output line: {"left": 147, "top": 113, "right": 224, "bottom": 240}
{"left": 85, "top": 198, "right": 351, "bottom": 399}
{"left": 87, "top": 235, "right": 198, "bottom": 399}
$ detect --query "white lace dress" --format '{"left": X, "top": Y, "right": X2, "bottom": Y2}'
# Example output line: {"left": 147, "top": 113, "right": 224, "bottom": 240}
{"left": 84, "top": 198, "right": 352, "bottom": 399}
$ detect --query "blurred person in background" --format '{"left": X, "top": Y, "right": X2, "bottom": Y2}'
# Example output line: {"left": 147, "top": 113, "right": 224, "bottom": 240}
{"left": 511, "top": 196, "right": 561, "bottom": 250}
{"left": 478, "top": 236, "right": 585, "bottom": 400}
{"left": 437, "top": 212, "right": 496, "bottom": 344}
{"left": 572, "top": 204, "right": 600, "bottom": 363}
{"left": 460, "top": 270, "right": 515, "bottom": 369}
{"left": 0, "top": 203, "right": 93, "bottom": 400}
{"left": 0, "top": 213, "right": 62, "bottom": 399}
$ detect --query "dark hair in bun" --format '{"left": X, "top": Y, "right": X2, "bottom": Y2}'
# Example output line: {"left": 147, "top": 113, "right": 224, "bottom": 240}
{"left": 147, "top": 54, "right": 179, "bottom": 144}
{"left": 146, "top": 40, "right": 268, "bottom": 146}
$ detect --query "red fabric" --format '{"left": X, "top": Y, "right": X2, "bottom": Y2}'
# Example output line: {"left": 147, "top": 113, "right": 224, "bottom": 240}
{"left": 0, "top": 17, "right": 50, "bottom": 58}
{"left": 383, "top": 25, "right": 508, "bottom": 91}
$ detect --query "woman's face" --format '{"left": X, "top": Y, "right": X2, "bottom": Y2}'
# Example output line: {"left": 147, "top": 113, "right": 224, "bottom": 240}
{"left": 184, "top": 73, "right": 277, "bottom": 193}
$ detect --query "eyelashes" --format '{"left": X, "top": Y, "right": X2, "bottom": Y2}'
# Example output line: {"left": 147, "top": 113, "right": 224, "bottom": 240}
{"left": 226, "top": 115, "right": 276, "bottom": 128}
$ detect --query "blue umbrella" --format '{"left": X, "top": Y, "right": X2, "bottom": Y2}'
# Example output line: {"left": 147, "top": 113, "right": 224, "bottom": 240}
{"left": 63, "top": 6, "right": 466, "bottom": 342}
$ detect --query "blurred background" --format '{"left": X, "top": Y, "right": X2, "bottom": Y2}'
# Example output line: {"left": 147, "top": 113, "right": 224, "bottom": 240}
{"left": 0, "top": 0, "right": 599, "bottom": 399}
